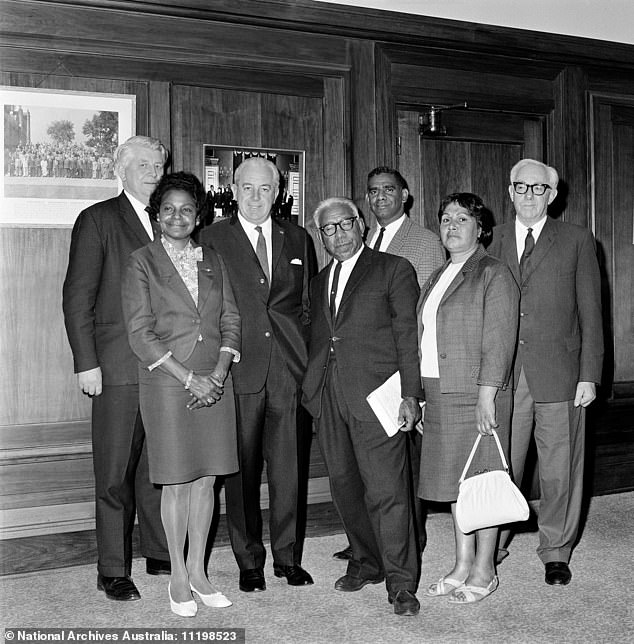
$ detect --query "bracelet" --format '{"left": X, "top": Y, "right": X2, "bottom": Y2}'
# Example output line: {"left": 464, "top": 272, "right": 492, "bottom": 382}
{"left": 183, "top": 370, "right": 194, "bottom": 390}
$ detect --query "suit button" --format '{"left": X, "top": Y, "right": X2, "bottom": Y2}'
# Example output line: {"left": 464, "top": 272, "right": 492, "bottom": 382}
{"left": 439, "top": 353, "right": 447, "bottom": 359}
{"left": 265, "top": 331, "right": 271, "bottom": 338}
{"left": 260, "top": 278, "right": 266, "bottom": 284}
{"left": 520, "top": 312, "right": 526, "bottom": 317}
{"left": 519, "top": 340, "right": 525, "bottom": 345}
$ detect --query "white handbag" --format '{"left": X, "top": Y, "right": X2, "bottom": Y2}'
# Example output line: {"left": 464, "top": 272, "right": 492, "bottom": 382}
{"left": 455, "top": 429, "right": 529, "bottom": 534}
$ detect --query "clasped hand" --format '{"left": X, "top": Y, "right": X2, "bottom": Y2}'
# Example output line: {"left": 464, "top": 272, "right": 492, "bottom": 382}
{"left": 187, "top": 373, "right": 225, "bottom": 410}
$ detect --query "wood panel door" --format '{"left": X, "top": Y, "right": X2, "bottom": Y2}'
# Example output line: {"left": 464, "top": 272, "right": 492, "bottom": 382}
{"left": 397, "top": 109, "right": 545, "bottom": 235}
{"left": 591, "top": 95, "right": 634, "bottom": 397}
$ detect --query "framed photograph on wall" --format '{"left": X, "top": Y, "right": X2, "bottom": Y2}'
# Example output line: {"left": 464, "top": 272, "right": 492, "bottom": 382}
{"left": 1, "top": 87, "right": 135, "bottom": 227}
{"left": 203, "top": 144, "right": 305, "bottom": 227}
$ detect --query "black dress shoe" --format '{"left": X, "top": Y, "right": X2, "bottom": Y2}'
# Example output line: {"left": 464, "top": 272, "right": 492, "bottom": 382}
{"left": 332, "top": 545, "right": 353, "bottom": 560}
{"left": 146, "top": 557, "right": 171, "bottom": 576}
{"left": 239, "top": 568, "right": 266, "bottom": 592}
{"left": 389, "top": 589, "right": 420, "bottom": 616}
{"left": 545, "top": 562, "right": 572, "bottom": 586}
{"left": 334, "top": 573, "right": 384, "bottom": 592}
{"left": 273, "top": 564, "right": 314, "bottom": 586}
{"left": 97, "top": 575, "right": 141, "bottom": 601}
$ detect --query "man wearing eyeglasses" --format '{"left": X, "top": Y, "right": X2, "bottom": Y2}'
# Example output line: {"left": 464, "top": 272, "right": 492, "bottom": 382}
{"left": 489, "top": 158, "right": 603, "bottom": 587}
{"left": 302, "top": 197, "right": 422, "bottom": 616}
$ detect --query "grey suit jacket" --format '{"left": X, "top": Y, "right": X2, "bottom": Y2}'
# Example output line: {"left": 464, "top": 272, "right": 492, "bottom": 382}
{"left": 488, "top": 217, "right": 603, "bottom": 402}
{"left": 367, "top": 216, "right": 445, "bottom": 287}
{"left": 417, "top": 245, "right": 519, "bottom": 394}
{"left": 122, "top": 237, "right": 240, "bottom": 370}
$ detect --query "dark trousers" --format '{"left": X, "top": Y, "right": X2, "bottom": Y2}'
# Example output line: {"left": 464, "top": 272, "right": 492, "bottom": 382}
{"left": 316, "top": 360, "right": 417, "bottom": 594}
{"left": 92, "top": 384, "right": 167, "bottom": 577}
{"left": 224, "top": 341, "right": 304, "bottom": 570}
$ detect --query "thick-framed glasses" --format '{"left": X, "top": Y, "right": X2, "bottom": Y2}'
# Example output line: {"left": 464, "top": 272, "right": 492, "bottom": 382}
{"left": 512, "top": 182, "right": 551, "bottom": 196}
{"left": 319, "top": 216, "right": 358, "bottom": 236}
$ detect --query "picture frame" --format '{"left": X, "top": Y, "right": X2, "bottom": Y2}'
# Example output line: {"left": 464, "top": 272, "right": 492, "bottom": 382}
{"left": 1, "top": 87, "right": 136, "bottom": 227}
{"left": 203, "top": 144, "right": 305, "bottom": 227}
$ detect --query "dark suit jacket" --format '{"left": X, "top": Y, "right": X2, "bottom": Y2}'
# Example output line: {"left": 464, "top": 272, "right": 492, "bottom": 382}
{"left": 199, "top": 216, "right": 317, "bottom": 394}
{"left": 367, "top": 216, "right": 446, "bottom": 287}
{"left": 417, "top": 245, "right": 519, "bottom": 394}
{"left": 302, "top": 246, "right": 423, "bottom": 422}
{"left": 62, "top": 192, "right": 153, "bottom": 385}
{"left": 121, "top": 238, "right": 240, "bottom": 369}
{"left": 488, "top": 217, "right": 603, "bottom": 402}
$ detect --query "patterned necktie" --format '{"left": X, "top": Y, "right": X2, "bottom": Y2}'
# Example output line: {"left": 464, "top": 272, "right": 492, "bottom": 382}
{"left": 255, "top": 225, "right": 270, "bottom": 285}
{"left": 329, "top": 261, "right": 342, "bottom": 320}
{"left": 373, "top": 227, "right": 386, "bottom": 251}
{"left": 520, "top": 227, "right": 535, "bottom": 278}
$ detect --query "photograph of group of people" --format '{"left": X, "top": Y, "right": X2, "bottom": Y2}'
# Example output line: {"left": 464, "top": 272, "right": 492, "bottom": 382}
{"left": 61, "top": 133, "right": 602, "bottom": 620}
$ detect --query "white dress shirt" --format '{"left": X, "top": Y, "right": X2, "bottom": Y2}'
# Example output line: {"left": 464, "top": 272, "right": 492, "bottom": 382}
{"left": 514, "top": 215, "right": 547, "bottom": 262}
{"left": 420, "top": 261, "right": 465, "bottom": 378}
{"left": 368, "top": 214, "right": 407, "bottom": 251}
{"left": 328, "top": 245, "right": 364, "bottom": 315}
{"left": 238, "top": 213, "right": 272, "bottom": 277}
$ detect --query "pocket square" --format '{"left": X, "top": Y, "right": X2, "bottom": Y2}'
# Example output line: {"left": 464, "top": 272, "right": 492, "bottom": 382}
{"left": 290, "top": 258, "right": 303, "bottom": 265}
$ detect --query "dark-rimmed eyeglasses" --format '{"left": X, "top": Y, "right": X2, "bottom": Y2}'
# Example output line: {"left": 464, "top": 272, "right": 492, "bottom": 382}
{"left": 512, "top": 182, "right": 551, "bottom": 196}
{"left": 319, "top": 216, "right": 358, "bottom": 236}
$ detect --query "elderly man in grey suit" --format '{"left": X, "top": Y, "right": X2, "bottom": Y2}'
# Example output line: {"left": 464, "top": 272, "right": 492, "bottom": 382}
{"left": 489, "top": 158, "right": 603, "bottom": 586}
{"left": 332, "top": 167, "right": 445, "bottom": 562}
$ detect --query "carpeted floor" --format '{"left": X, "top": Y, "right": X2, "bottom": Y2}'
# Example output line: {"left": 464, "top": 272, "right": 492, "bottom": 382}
{"left": 2, "top": 493, "right": 633, "bottom": 643}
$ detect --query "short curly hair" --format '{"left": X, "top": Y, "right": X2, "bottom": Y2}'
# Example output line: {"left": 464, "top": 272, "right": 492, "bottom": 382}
{"left": 437, "top": 192, "right": 495, "bottom": 246}
{"left": 147, "top": 171, "right": 212, "bottom": 224}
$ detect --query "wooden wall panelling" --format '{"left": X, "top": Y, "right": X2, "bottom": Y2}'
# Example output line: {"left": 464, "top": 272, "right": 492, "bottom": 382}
{"left": 349, "top": 40, "right": 379, "bottom": 206}
{"left": 548, "top": 67, "right": 590, "bottom": 228}
{"left": 396, "top": 110, "right": 424, "bottom": 228}
{"left": 610, "top": 107, "right": 634, "bottom": 391}
{"left": 392, "top": 63, "right": 555, "bottom": 114}
{"left": 148, "top": 81, "right": 171, "bottom": 153}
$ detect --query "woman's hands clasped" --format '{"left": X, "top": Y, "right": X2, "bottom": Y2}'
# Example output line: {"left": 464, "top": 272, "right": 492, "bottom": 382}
{"left": 186, "top": 371, "right": 226, "bottom": 410}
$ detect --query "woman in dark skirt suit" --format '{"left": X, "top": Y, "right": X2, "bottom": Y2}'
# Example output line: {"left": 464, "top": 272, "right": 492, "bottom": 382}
{"left": 417, "top": 193, "right": 519, "bottom": 604}
{"left": 122, "top": 172, "right": 241, "bottom": 617}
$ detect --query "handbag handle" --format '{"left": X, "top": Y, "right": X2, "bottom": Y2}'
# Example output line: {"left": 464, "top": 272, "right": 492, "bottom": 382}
{"left": 459, "top": 429, "right": 509, "bottom": 483}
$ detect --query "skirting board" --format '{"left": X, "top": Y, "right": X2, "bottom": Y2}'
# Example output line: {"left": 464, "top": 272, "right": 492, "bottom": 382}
{"left": 0, "top": 476, "right": 333, "bottom": 540}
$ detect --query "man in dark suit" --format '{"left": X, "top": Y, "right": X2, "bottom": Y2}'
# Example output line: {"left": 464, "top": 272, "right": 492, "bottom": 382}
{"left": 489, "top": 158, "right": 603, "bottom": 586}
{"left": 199, "top": 157, "right": 317, "bottom": 592}
{"left": 302, "top": 197, "right": 422, "bottom": 616}
{"left": 333, "top": 167, "right": 445, "bottom": 562}
{"left": 62, "top": 135, "right": 170, "bottom": 601}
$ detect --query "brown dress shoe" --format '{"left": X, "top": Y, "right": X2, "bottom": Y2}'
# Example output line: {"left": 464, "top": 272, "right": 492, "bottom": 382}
{"left": 334, "top": 574, "right": 383, "bottom": 592}
{"left": 332, "top": 545, "right": 353, "bottom": 560}
{"left": 390, "top": 589, "right": 420, "bottom": 616}
{"left": 545, "top": 562, "right": 572, "bottom": 585}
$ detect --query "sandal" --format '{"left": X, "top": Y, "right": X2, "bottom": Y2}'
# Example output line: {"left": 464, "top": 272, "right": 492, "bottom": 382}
{"left": 424, "top": 575, "right": 466, "bottom": 597}
{"left": 448, "top": 576, "right": 499, "bottom": 604}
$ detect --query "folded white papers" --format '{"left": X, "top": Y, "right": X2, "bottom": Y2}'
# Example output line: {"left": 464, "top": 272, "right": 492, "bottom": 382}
{"left": 366, "top": 371, "right": 425, "bottom": 437}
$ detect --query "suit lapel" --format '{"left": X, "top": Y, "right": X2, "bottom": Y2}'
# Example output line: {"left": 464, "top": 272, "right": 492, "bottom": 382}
{"left": 338, "top": 247, "right": 372, "bottom": 315}
{"left": 521, "top": 216, "right": 556, "bottom": 282}
{"left": 319, "top": 262, "right": 334, "bottom": 331}
{"left": 498, "top": 223, "right": 521, "bottom": 285}
{"left": 386, "top": 217, "right": 410, "bottom": 254}
{"left": 118, "top": 192, "right": 153, "bottom": 246}
{"left": 196, "top": 243, "right": 215, "bottom": 312}
{"left": 271, "top": 219, "right": 285, "bottom": 279}
{"left": 149, "top": 239, "right": 198, "bottom": 311}
{"left": 229, "top": 217, "right": 269, "bottom": 301}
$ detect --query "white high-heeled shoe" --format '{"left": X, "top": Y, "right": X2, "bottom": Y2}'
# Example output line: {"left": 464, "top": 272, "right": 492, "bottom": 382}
{"left": 190, "top": 583, "right": 233, "bottom": 608}
{"left": 169, "top": 583, "right": 198, "bottom": 617}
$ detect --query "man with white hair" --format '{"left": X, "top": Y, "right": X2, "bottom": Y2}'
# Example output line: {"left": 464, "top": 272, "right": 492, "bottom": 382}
{"left": 489, "top": 158, "right": 603, "bottom": 586}
{"left": 200, "top": 157, "right": 317, "bottom": 593}
{"left": 63, "top": 135, "right": 170, "bottom": 601}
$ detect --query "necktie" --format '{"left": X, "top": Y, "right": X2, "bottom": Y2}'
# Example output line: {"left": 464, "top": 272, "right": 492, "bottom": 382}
{"left": 329, "top": 261, "right": 342, "bottom": 320}
{"left": 255, "top": 225, "right": 270, "bottom": 285}
{"left": 520, "top": 228, "right": 535, "bottom": 278}
{"left": 373, "top": 227, "right": 386, "bottom": 251}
